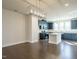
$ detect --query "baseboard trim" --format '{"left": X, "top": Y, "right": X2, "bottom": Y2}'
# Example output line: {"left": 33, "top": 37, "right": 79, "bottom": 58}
{"left": 2, "top": 41, "right": 28, "bottom": 48}
{"left": 30, "top": 40, "right": 38, "bottom": 43}
{"left": 2, "top": 40, "right": 39, "bottom": 48}
{"left": 48, "top": 41, "right": 59, "bottom": 44}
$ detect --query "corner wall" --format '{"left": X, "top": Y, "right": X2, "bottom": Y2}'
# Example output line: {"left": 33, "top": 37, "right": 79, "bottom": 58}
{"left": 2, "top": 9, "right": 27, "bottom": 47}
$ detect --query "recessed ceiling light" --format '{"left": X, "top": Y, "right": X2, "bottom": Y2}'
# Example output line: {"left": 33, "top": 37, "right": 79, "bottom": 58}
{"left": 64, "top": 3, "right": 69, "bottom": 7}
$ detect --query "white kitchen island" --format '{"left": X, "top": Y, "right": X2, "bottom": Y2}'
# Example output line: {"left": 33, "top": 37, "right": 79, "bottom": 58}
{"left": 48, "top": 32, "right": 61, "bottom": 44}
{"left": 48, "top": 30, "right": 77, "bottom": 44}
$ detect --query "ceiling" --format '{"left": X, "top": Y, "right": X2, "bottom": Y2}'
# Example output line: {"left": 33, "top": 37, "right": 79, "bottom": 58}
{"left": 2, "top": 0, "right": 77, "bottom": 21}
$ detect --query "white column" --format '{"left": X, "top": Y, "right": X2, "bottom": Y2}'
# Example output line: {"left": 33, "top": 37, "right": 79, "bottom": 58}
{"left": 26, "top": 14, "right": 39, "bottom": 43}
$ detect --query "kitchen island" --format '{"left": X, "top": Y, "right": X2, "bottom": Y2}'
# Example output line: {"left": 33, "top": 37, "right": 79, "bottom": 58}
{"left": 48, "top": 30, "right": 77, "bottom": 44}
{"left": 48, "top": 32, "right": 61, "bottom": 44}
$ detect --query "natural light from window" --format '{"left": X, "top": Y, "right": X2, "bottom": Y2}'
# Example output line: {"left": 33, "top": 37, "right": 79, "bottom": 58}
{"left": 53, "top": 21, "right": 71, "bottom": 31}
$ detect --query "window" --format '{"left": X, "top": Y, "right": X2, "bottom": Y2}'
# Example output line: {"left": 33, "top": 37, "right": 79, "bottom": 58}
{"left": 59, "top": 22, "right": 65, "bottom": 30}
{"left": 53, "top": 22, "right": 59, "bottom": 30}
{"left": 53, "top": 21, "right": 71, "bottom": 31}
{"left": 64, "top": 21, "right": 71, "bottom": 30}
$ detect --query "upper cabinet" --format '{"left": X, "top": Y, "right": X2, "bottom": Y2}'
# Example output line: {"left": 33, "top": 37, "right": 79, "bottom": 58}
{"left": 71, "top": 18, "right": 77, "bottom": 29}
{"left": 38, "top": 20, "right": 53, "bottom": 30}
{"left": 38, "top": 20, "right": 48, "bottom": 30}
{"left": 48, "top": 22, "right": 53, "bottom": 29}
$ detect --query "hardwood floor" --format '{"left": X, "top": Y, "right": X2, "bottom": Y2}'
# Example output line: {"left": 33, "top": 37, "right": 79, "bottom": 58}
{"left": 2, "top": 40, "right": 77, "bottom": 59}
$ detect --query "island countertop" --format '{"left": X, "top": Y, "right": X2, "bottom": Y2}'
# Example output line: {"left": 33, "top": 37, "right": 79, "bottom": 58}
{"left": 48, "top": 30, "right": 77, "bottom": 33}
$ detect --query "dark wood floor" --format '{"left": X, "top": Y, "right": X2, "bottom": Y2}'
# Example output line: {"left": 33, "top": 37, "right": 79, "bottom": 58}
{"left": 2, "top": 40, "right": 77, "bottom": 59}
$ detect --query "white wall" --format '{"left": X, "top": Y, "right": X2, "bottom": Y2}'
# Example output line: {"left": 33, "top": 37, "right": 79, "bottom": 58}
{"left": 26, "top": 15, "right": 39, "bottom": 43}
{"left": 31, "top": 15, "right": 39, "bottom": 42}
{"left": 25, "top": 15, "right": 32, "bottom": 42}
{"left": 2, "top": 9, "right": 27, "bottom": 47}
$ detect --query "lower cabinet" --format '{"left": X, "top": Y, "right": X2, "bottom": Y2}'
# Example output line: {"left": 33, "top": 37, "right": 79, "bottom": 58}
{"left": 61, "top": 33, "right": 77, "bottom": 41}
{"left": 39, "top": 32, "right": 49, "bottom": 40}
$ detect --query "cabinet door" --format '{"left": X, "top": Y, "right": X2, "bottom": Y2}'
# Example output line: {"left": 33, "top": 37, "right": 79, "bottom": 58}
{"left": 71, "top": 20, "right": 77, "bottom": 29}
{"left": 48, "top": 22, "right": 53, "bottom": 29}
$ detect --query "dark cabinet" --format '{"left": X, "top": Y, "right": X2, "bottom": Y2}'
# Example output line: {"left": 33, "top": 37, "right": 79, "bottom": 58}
{"left": 71, "top": 19, "right": 77, "bottom": 29}
{"left": 48, "top": 22, "right": 53, "bottom": 29}
{"left": 39, "top": 32, "right": 49, "bottom": 40}
{"left": 61, "top": 33, "right": 77, "bottom": 41}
